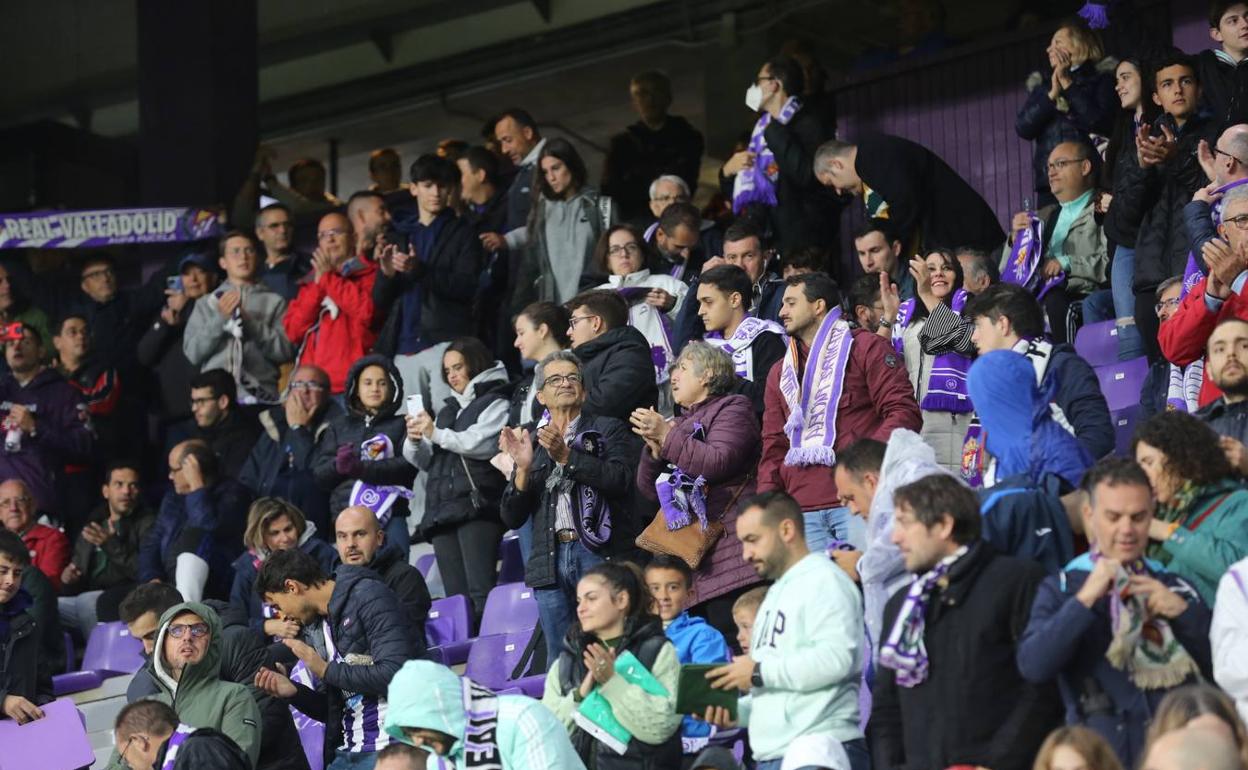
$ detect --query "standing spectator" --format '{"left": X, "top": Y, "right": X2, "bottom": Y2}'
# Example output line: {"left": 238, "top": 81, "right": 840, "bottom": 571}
{"left": 0, "top": 325, "right": 92, "bottom": 513}
{"left": 704, "top": 491, "right": 867, "bottom": 770}
{"left": 566, "top": 290, "right": 660, "bottom": 420}
{"left": 1213, "top": 554, "right": 1248, "bottom": 724}
{"left": 403, "top": 338, "right": 510, "bottom": 623}
{"left": 486, "top": 108, "right": 546, "bottom": 251}
{"left": 696, "top": 265, "right": 786, "bottom": 417}
{"left": 541, "top": 562, "right": 681, "bottom": 770}
{"left": 0, "top": 263, "right": 51, "bottom": 363}
{"left": 634, "top": 342, "right": 763, "bottom": 635}
{"left": 59, "top": 461, "right": 156, "bottom": 637}
{"left": 229, "top": 498, "right": 338, "bottom": 637}
{"left": 759, "top": 272, "right": 921, "bottom": 552}
{"left": 510, "top": 301, "right": 570, "bottom": 429}
{"left": 188, "top": 369, "right": 262, "bottom": 482}
{"left": 71, "top": 255, "right": 153, "bottom": 379}
{"left": 1132, "top": 412, "right": 1248, "bottom": 606}
{"left": 184, "top": 231, "right": 294, "bottom": 403}
{"left": 53, "top": 312, "right": 122, "bottom": 470}
{"left": 456, "top": 146, "right": 511, "bottom": 360}
{"left": 314, "top": 355, "right": 415, "bottom": 556}
{"left": 872, "top": 475, "right": 1061, "bottom": 770}
{"left": 346, "top": 190, "right": 392, "bottom": 261}
{"left": 0, "top": 479, "right": 68, "bottom": 592}
{"left": 853, "top": 220, "right": 915, "bottom": 301}
{"left": 602, "top": 70, "right": 704, "bottom": 223}
{"left": 0, "top": 529, "right": 51, "bottom": 724}
{"left": 498, "top": 351, "right": 641, "bottom": 660}
{"left": 644, "top": 177, "right": 724, "bottom": 274}
{"left": 254, "top": 202, "right": 312, "bottom": 301}
{"left": 1018, "top": 457, "right": 1213, "bottom": 768}
{"left": 1033, "top": 727, "right": 1125, "bottom": 770}
{"left": 511, "top": 139, "right": 615, "bottom": 312}
{"left": 334, "top": 506, "right": 430, "bottom": 650}
{"left": 1015, "top": 18, "right": 1117, "bottom": 207}
{"left": 814, "top": 135, "right": 1005, "bottom": 254}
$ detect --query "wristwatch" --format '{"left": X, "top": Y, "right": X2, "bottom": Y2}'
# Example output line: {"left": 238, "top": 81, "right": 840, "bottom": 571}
{"left": 751, "top": 662, "right": 763, "bottom": 689}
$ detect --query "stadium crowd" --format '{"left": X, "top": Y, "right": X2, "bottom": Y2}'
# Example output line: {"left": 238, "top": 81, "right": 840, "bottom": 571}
{"left": 7, "top": 2, "right": 1248, "bottom": 770}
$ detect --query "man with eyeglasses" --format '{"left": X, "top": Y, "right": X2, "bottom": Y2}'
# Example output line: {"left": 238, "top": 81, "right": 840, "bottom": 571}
{"left": 1138, "top": 277, "right": 1189, "bottom": 419}
{"left": 283, "top": 208, "right": 381, "bottom": 395}
{"left": 1186, "top": 124, "right": 1248, "bottom": 260}
{"left": 255, "top": 202, "right": 312, "bottom": 302}
{"left": 240, "top": 365, "right": 340, "bottom": 534}
{"left": 73, "top": 255, "right": 154, "bottom": 379}
{"left": 188, "top": 369, "right": 262, "bottom": 482}
{"left": 113, "top": 699, "right": 250, "bottom": 770}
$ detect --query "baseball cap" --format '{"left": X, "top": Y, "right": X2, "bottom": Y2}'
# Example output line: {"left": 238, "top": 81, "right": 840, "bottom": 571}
{"left": 178, "top": 251, "right": 214, "bottom": 273}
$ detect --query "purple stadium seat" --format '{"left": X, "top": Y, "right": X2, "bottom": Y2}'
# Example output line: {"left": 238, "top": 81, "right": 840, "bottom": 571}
{"left": 51, "top": 670, "right": 104, "bottom": 696}
{"left": 0, "top": 697, "right": 94, "bottom": 770}
{"left": 440, "top": 582, "right": 540, "bottom": 664}
{"left": 62, "top": 631, "right": 73, "bottom": 673}
{"left": 415, "top": 553, "right": 436, "bottom": 578}
{"left": 498, "top": 535, "right": 524, "bottom": 584}
{"left": 1094, "top": 357, "right": 1149, "bottom": 412}
{"left": 1074, "top": 320, "right": 1120, "bottom": 368}
{"left": 465, "top": 631, "right": 544, "bottom": 692}
{"left": 81, "top": 620, "right": 146, "bottom": 674}
{"left": 426, "top": 594, "right": 473, "bottom": 663}
{"left": 1112, "top": 405, "right": 1140, "bottom": 456}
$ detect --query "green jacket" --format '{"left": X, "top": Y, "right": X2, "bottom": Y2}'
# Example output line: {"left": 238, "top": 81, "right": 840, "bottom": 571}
{"left": 999, "top": 198, "right": 1109, "bottom": 295}
{"left": 1158, "top": 481, "right": 1248, "bottom": 606}
{"left": 384, "top": 660, "right": 586, "bottom": 770}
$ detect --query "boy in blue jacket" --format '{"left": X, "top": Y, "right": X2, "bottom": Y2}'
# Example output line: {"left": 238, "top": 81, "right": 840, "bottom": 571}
{"left": 644, "top": 555, "right": 732, "bottom": 753}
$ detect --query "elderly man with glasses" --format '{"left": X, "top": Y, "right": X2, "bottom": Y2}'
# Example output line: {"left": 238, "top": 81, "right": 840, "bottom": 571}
{"left": 498, "top": 349, "right": 644, "bottom": 661}
{"left": 0, "top": 478, "right": 69, "bottom": 590}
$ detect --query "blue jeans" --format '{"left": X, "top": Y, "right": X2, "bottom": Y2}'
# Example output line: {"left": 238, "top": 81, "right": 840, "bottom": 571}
{"left": 803, "top": 506, "right": 857, "bottom": 553}
{"left": 1111, "top": 245, "right": 1145, "bottom": 360}
{"left": 1080, "top": 289, "right": 1115, "bottom": 324}
{"left": 327, "top": 749, "right": 378, "bottom": 770}
{"left": 756, "top": 737, "right": 871, "bottom": 770}
{"left": 535, "top": 538, "right": 605, "bottom": 662}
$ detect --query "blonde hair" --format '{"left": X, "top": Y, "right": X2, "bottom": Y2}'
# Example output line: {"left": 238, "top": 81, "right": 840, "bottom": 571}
{"left": 1033, "top": 726, "right": 1123, "bottom": 770}
{"left": 1146, "top": 684, "right": 1248, "bottom": 769}
{"left": 1057, "top": 19, "right": 1105, "bottom": 66}
{"left": 243, "top": 497, "right": 307, "bottom": 555}
{"left": 732, "top": 586, "right": 768, "bottom": 618}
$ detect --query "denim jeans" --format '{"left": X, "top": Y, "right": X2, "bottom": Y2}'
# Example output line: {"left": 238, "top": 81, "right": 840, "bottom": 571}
{"left": 1111, "top": 245, "right": 1145, "bottom": 360}
{"left": 535, "top": 539, "right": 605, "bottom": 661}
{"left": 756, "top": 737, "right": 871, "bottom": 770}
{"left": 1080, "top": 289, "right": 1115, "bottom": 325}
{"left": 327, "top": 749, "right": 378, "bottom": 770}
{"left": 803, "top": 506, "right": 858, "bottom": 553}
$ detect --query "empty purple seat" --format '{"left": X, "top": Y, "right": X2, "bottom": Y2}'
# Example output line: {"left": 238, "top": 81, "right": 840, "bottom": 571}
{"left": 0, "top": 697, "right": 95, "bottom": 770}
{"left": 426, "top": 594, "right": 473, "bottom": 663}
{"left": 480, "top": 582, "right": 539, "bottom": 636}
{"left": 465, "top": 631, "right": 544, "bottom": 691}
{"left": 1095, "top": 357, "right": 1149, "bottom": 412}
{"left": 81, "top": 620, "right": 145, "bottom": 675}
{"left": 1112, "top": 406, "right": 1140, "bottom": 456}
{"left": 51, "top": 670, "right": 104, "bottom": 696}
{"left": 498, "top": 535, "right": 524, "bottom": 584}
{"left": 1075, "top": 320, "right": 1120, "bottom": 368}
{"left": 415, "top": 553, "right": 436, "bottom": 578}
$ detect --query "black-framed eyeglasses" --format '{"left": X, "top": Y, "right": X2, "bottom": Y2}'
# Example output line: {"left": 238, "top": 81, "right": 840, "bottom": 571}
{"left": 607, "top": 243, "right": 642, "bottom": 257}
{"left": 166, "top": 622, "right": 210, "bottom": 639}
{"left": 289, "top": 380, "right": 327, "bottom": 392}
{"left": 1217, "top": 147, "right": 1248, "bottom": 166}
{"left": 119, "top": 735, "right": 144, "bottom": 770}
{"left": 567, "top": 314, "right": 598, "bottom": 328}
{"left": 543, "top": 374, "right": 582, "bottom": 389}
{"left": 189, "top": 396, "right": 217, "bottom": 407}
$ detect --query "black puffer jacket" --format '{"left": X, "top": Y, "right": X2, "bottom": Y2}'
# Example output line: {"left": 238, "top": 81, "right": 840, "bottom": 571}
{"left": 367, "top": 546, "right": 432, "bottom": 651}
{"left": 313, "top": 355, "right": 415, "bottom": 518}
{"left": 0, "top": 589, "right": 53, "bottom": 708}
{"left": 1015, "top": 59, "right": 1118, "bottom": 196}
{"left": 573, "top": 325, "right": 659, "bottom": 420}
{"left": 239, "top": 401, "right": 342, "bottom": 536}
{"left": 159, "top": 727, "right": 252, "bottom": 770}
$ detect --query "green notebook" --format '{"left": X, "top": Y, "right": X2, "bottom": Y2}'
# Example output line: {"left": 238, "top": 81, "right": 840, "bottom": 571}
{"left": 573, "top": 651, "right": 672, "bottom": 756}
{"left": 674, "top": 663, "right": 739, "bottom": 722}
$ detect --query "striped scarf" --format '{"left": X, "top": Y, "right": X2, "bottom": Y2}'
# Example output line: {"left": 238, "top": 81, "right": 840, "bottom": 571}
{"left": 878, "top": 545, "right": 968, "bottom": 687}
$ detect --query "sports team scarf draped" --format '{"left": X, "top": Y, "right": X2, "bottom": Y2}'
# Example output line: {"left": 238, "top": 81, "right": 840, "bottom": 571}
{"left": 611, "top": 277, "right": 677, "bottom": 383}
{"left": 642, "top": 222, "right": 694, "bottom": 281}
{"left": 544, "top": 428, "right": 613, "bottom": 549}
{"left": 705, "top": 317, "right": 787, "bottom": 380}
{"left": 1151, "top": 478, "right": 1238, "bottom": 562}
{"left": 894, "top": 290, "right": 973, "bottom": 413}
{"left": 1093, "top": 549, "right": 1200, "bottom": 689}
{"left": 1001, "top": 214, "right": 1065, "bottom": 301}
{"left": 878, "top": 544, "right": 968, "bottom": 687}
{"left": 779, "top": 307, "right": 854, "bottom": 467}
{"left": 461, "top": 677, "right": 504, "bottom": 770}
{"left": 655, "top": 422, "right": 709, "bottom": 530}
{"left": 158, "top": 723, "right": 198, "bottom": 770}
{"left": 732, "top": 97, "right": 802, "bottom": 214}
{"left": 348, "top": 434, "right": 414, "bottom": 527}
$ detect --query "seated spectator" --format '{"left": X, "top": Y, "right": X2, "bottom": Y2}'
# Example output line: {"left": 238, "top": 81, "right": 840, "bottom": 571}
{"left": 872, "top": 474, "right": 1061, "bottom": 770}
{"left": 113, "top": 699, "right": 250, "bottom": 770}
{"left": 1132, "top": 411, "right": 1248, "bottom": 606}
{"left": 648, "top": 202, "right": 705, "bottom": 281}
{"left": 566, "top": 289, "right": 660, "bottom": 420}
{"left": 845, "top": 273, "right": 891, "bottom": 337}
{"left": 1140, "top": 278, "right": 1192, "bottom": 418}
{"left": 230, "top": 498, "right": 337, "bottom": 637}
{"left": 643, "top": 177, "right": 723, "bottom": 274}
{"left": 853, "top": 220, "right": 915, "bottom": 300}
{"left": 17, "top": 546, "right": 65, "bottom": 676}
{"left": 283, "top": 209, "right": 380, "bottom": 395}
{"left": 730, "top": 585, "right": 766, "bottom": 655}
{"left": 1184, "top": 123, "right": 1248, "bottom": 260}
{"left": 1213, "top": 554, "right": 1248, "bottom": 724}
{"left": 140, "top": 440, "right": 254, "bottom": 602}
{"left": 313, "top": 355, "right": 415, "bottom": 556}
{"left": 964, "top": 282, "right": 1114, "bottom": 462}
{"left": 0, "top": 529, "right": 51, "bottom": 724}
{"left": 510, "top": 301, "right": 570, "bottom": 429}
{"left": 634, "top": 342, "right": 762, "bottom": 634}
{"left": 1145, "top": 684, "right": 1248, "bottom": 768}
{"left": 375, "top": 744, "right": 432, "bottom": 770}
{"left": 239, "top": 364, "right": 340, "bottom": 536}
{"left": 498, "top": 351, "right": 641, "bottom": 661}
{"left": 0, "top": 478, "right": 68, "bottom": 591}
{"left": 778, "top": 245, "right": 823, "bottom": 279}
{"left": 188, "top": 369, "right": 262, "bottom": 481}
{"left": 644, "top": 555, "right": 731, "bottom": 753}
{"left": 404, "top": 337, "right": 510, "bottom": 622}
{"left": 53, "top": 312, "right": 122, "bottom": 463}
{"left": 1018, "top": 457, "right": 1213, "bottom": 768}
{"left": 968, "top": 350, "right": 1090, "bottom": 572}
{"left": 957, "top": 246, "right": 999, "bottom": 295}
{"left": 1033, "top": 727, "right": 1125, "bottom": 770}
{"left": 254, "top": 202, "right": 312, "bottom": 302}
{"left": 1198, "top": 319, "right": 1248, "bottom": 466}
{"left": 0, "top": 324, "right": 92, "bottom": 514}
{"left": 704, "top": 491, "right": 866, "bottom": 770}
{"left": 696, "top": 265, "right": 786, "bottom": 417}
{"left": 1141, "top": 725, "right": 1242, "bottom": 770}
{"left": 183, "top": 230, "right": 294, "bottom": 403}
{"left": 383, "top": 659, "right": 587, "bottom": 770}
{"left": 814, "top": 134, "right": 1005, "bottom": 254}
{"left": 334, "top": 506, "right": 430, "bottom": 649}
{"left": 542, "top": 562, "right": 681, "bottom": 769}
{"left": 58, "top": 460, "right": 156, "bottom": 637}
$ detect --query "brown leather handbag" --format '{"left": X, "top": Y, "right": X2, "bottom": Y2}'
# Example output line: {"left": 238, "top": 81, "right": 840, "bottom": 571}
{"left": 635, "top": 475, "right": 752, "bottom": 570}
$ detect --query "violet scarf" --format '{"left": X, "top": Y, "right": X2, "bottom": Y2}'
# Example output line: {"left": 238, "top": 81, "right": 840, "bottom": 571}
{"left": 348, "top": 433, "right": 414, "bottom": 527}
{"left": 655, "top": 422, "right": 709, "bottom": 530}
{"left": 159, "top": 723, "right": 198, "bottom": 770}
{"left": 732, "top": 97, "right": 802, "bottom": 214}
{"left": 878, "top": 544, "right": 968, "bottom": 687}
{"left": 1002, "top": 214, "right": 1065, "bottom": 300}
{"left": 779, "top": 307, "right": 854, "bottom": 467}
{"left": 705, "top": 316, "right": 787, "bottom": 381}
{"left": 544, "top": 428, "right": 614, "bottom": 550}
{"left": 894, "top": 290, "right": 973, "bottom": 413}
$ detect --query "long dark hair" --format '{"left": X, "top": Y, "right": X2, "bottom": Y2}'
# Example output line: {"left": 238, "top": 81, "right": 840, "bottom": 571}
{"left": 534, "top": 137, "right": 587, "bottom": 202}
{"left": 567, "top": 562, "right": 655, "bottom": 652}
{"left": 1103, "top": 58, "right": 1162, "bottom": 190}
{"left": 517, "top": 302, "right": 571, "bottom": 348}
{"left": 1132, "top": 411, "right": 1234, "bottom": 489}
{"left": 911, "top": 249, "right": 965, "bottom": 324}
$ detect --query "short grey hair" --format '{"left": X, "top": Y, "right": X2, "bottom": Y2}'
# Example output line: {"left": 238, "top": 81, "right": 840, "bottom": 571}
{"left": 675, "top": 341, "right": 736, "bottom": 396}
{"left": 813, "top": 139, "right": 854, "bottom": 172}
{"left": 535, "top": 350, "right": 583, "bottom": 390}
{"left": 1221, "top": 182, "right": 1248, "bottom": 219}
{"left": 1156, "top": 275, "right": 1184, "bottom": 300}
{"left": 648, "top": 174, "right": 690, "bottom": 201}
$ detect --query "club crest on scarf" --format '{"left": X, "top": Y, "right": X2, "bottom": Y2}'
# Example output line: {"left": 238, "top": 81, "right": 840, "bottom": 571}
{"left": 348, "top": 433, "right": 413, "bottom": 526}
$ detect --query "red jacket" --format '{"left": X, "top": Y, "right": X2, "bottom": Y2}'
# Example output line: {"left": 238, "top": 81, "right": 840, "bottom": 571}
{"left": 22, "top": 523, "right": 69, "bottom": 592}
{"left": 283, "top": 258, "right": 379, "bottom": 393}
{"left": 1157, "top": 275, "right": 1247, "bottom": 408}
{"left": 760, "top": 328, "right": 923, "bottom": 511}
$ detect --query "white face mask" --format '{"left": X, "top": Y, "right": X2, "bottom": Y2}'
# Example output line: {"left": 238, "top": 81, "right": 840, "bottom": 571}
{"left": 744, "top": 84, "right": 764, "bottom": 112}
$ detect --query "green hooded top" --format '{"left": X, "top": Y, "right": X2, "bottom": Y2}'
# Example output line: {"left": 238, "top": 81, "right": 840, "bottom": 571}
{"left": 383, "top": 660, "right": 586, "bottom": 770}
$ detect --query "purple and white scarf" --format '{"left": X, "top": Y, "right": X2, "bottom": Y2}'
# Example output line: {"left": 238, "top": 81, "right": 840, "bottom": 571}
{"left": 611, "top": 278, "right": 677, "bottom": 383}
{"left": 642, "top": 222, "right": 692, "bottom": 281}
{"left": 705, "top": 316, "right": 787, "bottom": 380}
{"left": 1002, "top": 214, "right": 1066, "bottom": 300}
{"left": 461, "top": 678, "right": 504, "bottom": 770}
{"left": 878, "top": 544, "right": 968, "bottom": 687}
{"left": 732, "top": 97, "right": 802, "bottom": 214}
{"left": 159, "top": 723, "right": 198, "bottom": 770}
{"left": 779, "top": 307, "right": 854, "bottom": 467}
{"left": 655, "top": 423, "right": 709, "bottom": 530}
{"left": 324, "top": 618, "right": 390, "bottom": 753}
{"left": 544, "top": 428, "right": 614, "bottom": 549}
{"left": 348, "top": 434, "right": 414, "bottom": 527}
{"left": 894, "top": 290, "right": 973, "bottom": 414}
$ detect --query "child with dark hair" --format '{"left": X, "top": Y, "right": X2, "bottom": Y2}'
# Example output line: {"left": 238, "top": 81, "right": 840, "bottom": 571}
{"left": 0, "top": 529, "right": 51, "bottom": 723}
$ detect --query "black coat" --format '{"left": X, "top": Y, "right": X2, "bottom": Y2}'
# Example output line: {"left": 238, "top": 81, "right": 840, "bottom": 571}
{"left": 762, "top": 106, "right": 841, "bottom": 256}
{"left": 239, "top": 402, "right": 341, "bottom": 536}
{"left": 1015, "top": 61, "right": 1118, "bottom": 196}
{"left": 367, "top": 545, "right": 432, "bottom": 651}
{"left": 193, "top": 408, "right": 263, "bottom": 483}
{"left": 601, "top": 115, "right": 705, "bottom": 223}
{"left": 872, "top": 541, "right": 1062, "bottom": 770}
{"left": 0, "top": 590, "right": 53, "bottom": 708}
{"left": 573, "top": 326, "right": 660, "bottom": 420}
{"left": 855, "top": 133, "right": 1005, "bottom": 254}
{"left": 161, "top": 727, "right": 252, "bottom": 770}
{"left": 1196, "top": 397, "right": 1248, "bottom": 449}
{"left": 136, "top": 298, "right": 198, "bottom": 422}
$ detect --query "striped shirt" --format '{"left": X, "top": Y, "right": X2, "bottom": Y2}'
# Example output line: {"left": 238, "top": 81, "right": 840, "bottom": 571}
{"left": 324, "top": 619, "right": 390, "bottom": 753}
